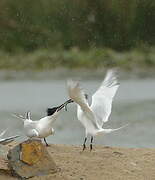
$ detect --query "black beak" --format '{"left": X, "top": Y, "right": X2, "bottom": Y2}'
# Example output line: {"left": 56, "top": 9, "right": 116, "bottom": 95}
{"left": 57, "top": 99, "right": 74, "bottom": 112}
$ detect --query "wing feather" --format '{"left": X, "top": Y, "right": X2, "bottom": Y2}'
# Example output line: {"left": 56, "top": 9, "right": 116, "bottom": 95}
{"left": 67, "top": 80, "right": 99, "bottom": 128}
{"left": 91, "top": 69, "right": 120, "bottom": 127}
{"left": 67, "top": 80, "right": 90, "bottom": 112}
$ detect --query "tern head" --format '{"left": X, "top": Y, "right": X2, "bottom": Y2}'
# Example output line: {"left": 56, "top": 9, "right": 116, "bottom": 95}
{"left": 47, "top": 99, "right": 74, "bottom": 116}
{"left": 47, "top": 107, "right": 58, "bottom": 116}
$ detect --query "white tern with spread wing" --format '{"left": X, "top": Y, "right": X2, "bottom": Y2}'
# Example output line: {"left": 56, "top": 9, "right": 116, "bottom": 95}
{"left": 67, "top": 69, "right": 128, "bottom": 150}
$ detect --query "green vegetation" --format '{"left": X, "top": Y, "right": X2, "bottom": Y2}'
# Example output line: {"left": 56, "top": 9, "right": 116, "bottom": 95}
{"left": 0, "top": 0, "right": 154, "bottom": 52}
{"left": 0, "top": 1, "right": 154, "bottom": 70}
{"left": 0, "top": 47, "right": 154, "bottom": 70}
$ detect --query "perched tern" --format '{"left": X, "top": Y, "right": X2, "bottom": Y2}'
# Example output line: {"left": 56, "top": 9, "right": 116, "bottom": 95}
{"left": 13, "top": 99, "right": 73, "bottom": 146}
{"left": 67, "top": 69, "right": 128, "bottom": 151}
{"left": 0, "top": 129, "right": 20, "bottom": 145}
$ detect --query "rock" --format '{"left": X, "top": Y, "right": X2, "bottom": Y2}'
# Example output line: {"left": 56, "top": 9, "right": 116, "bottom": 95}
{"left": 7, "top": 139, "right": 57, "bottom": 179}
{"left": 0, "top": 157, "right": 10, "bottom": 174}
{"left": 0, "top": 144, "right": 10, "bottom": 160}
{"left": 21, "top": 140, "right": 45, "bottom": 165}
{"left": 0, "top": 145, "right": 10, "bottom": 174}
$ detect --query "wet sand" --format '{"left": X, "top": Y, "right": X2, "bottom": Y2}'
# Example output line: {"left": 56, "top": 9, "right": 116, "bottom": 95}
{"left": 0, "top": 144, "right": 155, "bottom": 180}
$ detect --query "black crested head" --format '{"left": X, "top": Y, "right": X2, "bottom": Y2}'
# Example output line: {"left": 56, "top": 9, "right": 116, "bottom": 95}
{"left": 47, "top": 107, "right": 58, "bottom": 116}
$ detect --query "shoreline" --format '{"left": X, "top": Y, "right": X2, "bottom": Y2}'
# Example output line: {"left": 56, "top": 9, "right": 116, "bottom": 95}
{"left": 0, "top": 144, "right": 155, "bottom": 179}
{"left": 0, "top": 47, "right": 154, "bottom": 72}
{"left": 0, "top": 68, "right": 155, "bottom": 81}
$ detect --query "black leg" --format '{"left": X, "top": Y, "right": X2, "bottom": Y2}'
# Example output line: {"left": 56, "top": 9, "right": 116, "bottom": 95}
{"left": 44, "top": 138, "right": 49, "bottom": 146}
{"left": 90, "top": 136, "right": 93, "bottom": 151}
{"left": 83, "top": 137, "right": 87, "bottom": 151}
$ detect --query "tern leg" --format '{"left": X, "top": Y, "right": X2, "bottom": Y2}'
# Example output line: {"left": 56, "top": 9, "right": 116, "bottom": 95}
{"left": 83, "top": 137, "right": 87, "bottom": 151}
{"left": 90, "top": 136, "right": 93, "bottom": 151}
{"left": 44, "top": 138, "right": 49, "bottom": 146}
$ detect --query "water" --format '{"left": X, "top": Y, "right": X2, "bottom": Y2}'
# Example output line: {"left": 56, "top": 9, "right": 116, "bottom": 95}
{"left": 0, "top": 76, "right": 155, "bottom": 148}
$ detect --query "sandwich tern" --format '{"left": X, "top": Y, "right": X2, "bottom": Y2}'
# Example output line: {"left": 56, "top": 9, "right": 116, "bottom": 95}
{"left": 13, "top": 99, "right": 73, "bottom": 146}
{"left": 67, "top": 69, "right": 128, "bottom": 151}
{"left": 0, "top": 129, "right": 20, "bottom": 145}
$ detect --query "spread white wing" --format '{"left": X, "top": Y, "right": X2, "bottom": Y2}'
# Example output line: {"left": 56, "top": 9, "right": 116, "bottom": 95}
{"left": 91, "top": 69, "right": 120, "bottom": 128}
{"left": 67, "top": 80, "right": 99, "bottom": 129}
{"left": 67, "top": 80, "right": 90, "bottom": 112}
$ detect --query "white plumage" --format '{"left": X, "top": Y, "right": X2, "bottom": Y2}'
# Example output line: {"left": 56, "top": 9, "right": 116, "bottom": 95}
{"left": 13, "top": 99, "right": 73, "bottom": 146}
{"left": 0, "top": 129, "right": 20, "bottom": 145}
{"left": 67, "top": 69, "right": 127, "bottom": 150}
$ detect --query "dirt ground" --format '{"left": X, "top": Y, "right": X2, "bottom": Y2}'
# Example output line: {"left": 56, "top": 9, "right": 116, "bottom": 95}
{"left": 1, "top": 144, "right": 155, "bottom": 180}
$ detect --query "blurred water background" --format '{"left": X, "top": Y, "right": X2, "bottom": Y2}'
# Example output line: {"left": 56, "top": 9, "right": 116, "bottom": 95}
{"left": 0, "top": 71, "right": 155, "bottom": 148}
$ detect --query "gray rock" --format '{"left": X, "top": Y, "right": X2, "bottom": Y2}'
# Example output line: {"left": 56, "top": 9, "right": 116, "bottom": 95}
{"left": 0, "top": 144, "right": 10, "bottom": 160}
{"left": 0, "top": 145, "right": 10, "bottom": 174}
{"left": 7, "top": 139, "right": 57, "bottom": 179}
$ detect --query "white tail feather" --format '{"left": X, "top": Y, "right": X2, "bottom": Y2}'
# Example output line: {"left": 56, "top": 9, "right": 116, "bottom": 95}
{"left": 97, "top": 124, "right": 129, "bottom": 135}
{"left": 12, "top": 113, "right": 26, "bottom": 121}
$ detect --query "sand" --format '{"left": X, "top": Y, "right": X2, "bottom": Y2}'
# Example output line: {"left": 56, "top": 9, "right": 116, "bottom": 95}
{"left": 0, "top": 144, "right": 155, "bottom": 180}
